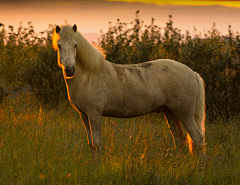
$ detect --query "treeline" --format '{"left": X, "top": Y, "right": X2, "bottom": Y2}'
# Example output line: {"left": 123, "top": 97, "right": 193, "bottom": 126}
{"left": 0, "top": 11, "right": 239, "bottom": 120}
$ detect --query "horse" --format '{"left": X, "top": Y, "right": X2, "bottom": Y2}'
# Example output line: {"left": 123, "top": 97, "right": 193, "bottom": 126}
{"left": 52, "top": 24, "right": 206, "bottom": 160}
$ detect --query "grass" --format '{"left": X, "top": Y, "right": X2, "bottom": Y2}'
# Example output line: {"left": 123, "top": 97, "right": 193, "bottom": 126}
{"left": 0, "top": 93, "right": 240, "bottom": 184}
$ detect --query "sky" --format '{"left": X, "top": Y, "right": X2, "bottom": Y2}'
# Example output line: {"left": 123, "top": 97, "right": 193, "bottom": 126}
{"left": 0, "top": 0, "right": 240, "bottom": 42}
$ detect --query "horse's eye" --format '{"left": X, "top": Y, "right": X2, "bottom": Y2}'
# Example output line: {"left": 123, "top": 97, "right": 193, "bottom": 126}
{"left": 74, "top": 44, "right": 77, "bottom": 48}
{"left": 58, "top": 44, "right": 61, "bottom": 49}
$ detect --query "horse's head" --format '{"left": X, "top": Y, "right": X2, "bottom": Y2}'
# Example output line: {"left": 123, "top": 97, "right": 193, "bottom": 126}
{"left": 54, "top": 24, "right": 78, "bottom": 78}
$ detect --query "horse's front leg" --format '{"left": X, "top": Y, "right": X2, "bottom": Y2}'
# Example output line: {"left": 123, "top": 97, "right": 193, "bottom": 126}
{"left": 80, "top": 112, "right": 102, "bottom": 162}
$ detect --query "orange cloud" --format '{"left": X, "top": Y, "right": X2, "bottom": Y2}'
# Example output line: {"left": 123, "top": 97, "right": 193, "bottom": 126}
{"left": 108, "top": 0, "right": 240, "bottom": 7}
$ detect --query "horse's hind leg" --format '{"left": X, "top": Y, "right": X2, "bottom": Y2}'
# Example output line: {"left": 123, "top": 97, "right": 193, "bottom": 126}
{"left": 180, "top": 116, "right": 204, "bottom": 155}
{"left": 163, "top": 109, "right": 185, "bottom": 152}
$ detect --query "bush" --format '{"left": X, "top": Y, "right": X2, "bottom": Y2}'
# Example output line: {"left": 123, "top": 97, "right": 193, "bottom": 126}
{"left": 0, "top": 23, "right": 67, "bottom": 107}
{"left": 23, "top": 31, "right": 67, "bottom": 107}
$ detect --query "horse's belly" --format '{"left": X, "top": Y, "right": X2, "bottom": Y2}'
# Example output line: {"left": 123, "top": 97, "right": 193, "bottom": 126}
{"left": 102, "top": 97, "right": 165, "bottom": 118}
{"left": 102, "top": 107, "right": 152, "bottom": 118}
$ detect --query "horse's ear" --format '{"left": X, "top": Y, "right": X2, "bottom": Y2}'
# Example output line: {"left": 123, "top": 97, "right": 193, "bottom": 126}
{"left": 72, "top": 24, "right": 77, "bottom": 32}
{"left": 56, "top": 25, "right": 61, "bottom": 33}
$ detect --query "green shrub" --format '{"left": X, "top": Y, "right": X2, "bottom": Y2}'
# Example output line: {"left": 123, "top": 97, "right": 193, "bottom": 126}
{"left": 0, "top": 23, "right": 67, "bottom": 107}
{"left": 23, "top": 31, "right": 67, "bottom": 107}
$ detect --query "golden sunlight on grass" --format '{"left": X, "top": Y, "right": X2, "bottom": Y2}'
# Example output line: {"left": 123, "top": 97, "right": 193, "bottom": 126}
{"left": 187, "top": 133, "right": 194, "bottom": 155}
{"left": 0, "top": 93, "right": 240, "bottom": 184}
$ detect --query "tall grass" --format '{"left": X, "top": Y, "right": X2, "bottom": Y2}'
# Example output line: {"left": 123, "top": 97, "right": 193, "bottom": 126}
{"left": 0, "top": 93, "right": 240, "bottom": 184}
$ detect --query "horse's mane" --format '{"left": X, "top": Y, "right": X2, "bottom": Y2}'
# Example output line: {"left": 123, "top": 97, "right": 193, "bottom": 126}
{"left": 52, "top": 24, "right": 106, "bottom": 73}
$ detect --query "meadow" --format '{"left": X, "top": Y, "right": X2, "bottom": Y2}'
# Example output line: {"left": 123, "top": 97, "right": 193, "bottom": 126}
{"left": 0, "top": 12, "right": 240, "bottom": 184}
{"left": 0, "top": 93, "right": 239, "bottom": 185}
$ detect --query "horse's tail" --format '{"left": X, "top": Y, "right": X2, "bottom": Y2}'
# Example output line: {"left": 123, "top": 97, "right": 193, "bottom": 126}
{"left": 187, "top": 73, "right": 206, "bottom": 154}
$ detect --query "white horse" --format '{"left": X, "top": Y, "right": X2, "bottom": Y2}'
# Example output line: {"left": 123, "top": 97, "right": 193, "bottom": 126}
{"left": 52, "top": 24, "right": 206, "bottom": 159}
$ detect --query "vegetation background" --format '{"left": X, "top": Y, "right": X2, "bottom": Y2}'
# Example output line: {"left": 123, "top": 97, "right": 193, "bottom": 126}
{"left": 1, "top": 11, "right": 239, "bottom": 119}
{"left": 0, "top": 11, "right": 239, "bottom": 184}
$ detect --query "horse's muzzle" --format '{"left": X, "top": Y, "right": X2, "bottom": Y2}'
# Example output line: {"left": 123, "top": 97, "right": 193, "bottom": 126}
{"left": 65, "top": 66, "right": 75, "bottom": 77}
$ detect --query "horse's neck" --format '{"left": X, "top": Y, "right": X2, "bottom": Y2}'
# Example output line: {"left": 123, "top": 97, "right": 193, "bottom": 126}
{"left": 77, "top": 34, "right": 97, "bottom": 62}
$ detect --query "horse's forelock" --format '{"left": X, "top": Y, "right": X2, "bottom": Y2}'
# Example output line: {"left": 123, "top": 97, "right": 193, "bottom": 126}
{"left": 58, "top": 25, "right": 76, "bottom": 40}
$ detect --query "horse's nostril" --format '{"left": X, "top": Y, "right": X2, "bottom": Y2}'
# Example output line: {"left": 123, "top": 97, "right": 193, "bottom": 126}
{"left": 72, "top": 66, "right": 75, "bottom": 74}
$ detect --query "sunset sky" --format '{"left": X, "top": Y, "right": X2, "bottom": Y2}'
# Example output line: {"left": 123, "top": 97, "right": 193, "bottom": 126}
{"left": 1, "top": 0, "right": 240, "bottom": 42}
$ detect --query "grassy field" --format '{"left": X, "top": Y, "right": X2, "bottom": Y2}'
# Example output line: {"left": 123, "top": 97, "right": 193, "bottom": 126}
{"left": 0, "top": 93, "right": 239, "bottom": 184}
